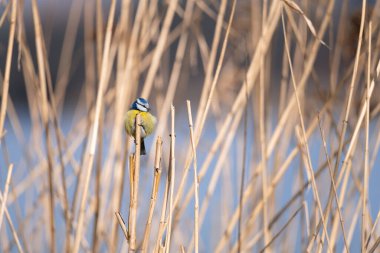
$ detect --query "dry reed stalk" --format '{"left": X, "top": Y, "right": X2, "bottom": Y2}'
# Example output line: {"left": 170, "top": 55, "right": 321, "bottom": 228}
{"left": 164, "top": 105, "right": 176, "bottom": 253}
{"left": 92, "top": 106, "right": 104, "bottom": 253}
{"left": 141, "top": 0, "right": 179, "bottom": 98}
{"left": 54, "top": 0, "right": 84, "bottom": 112}
{"left": 72, "top": 0, "right": 117, "bottom": 252}
{"left": 154, "top": 162, "right": 170, "bottom": 252}
{"left": 95, "top": 0, "right": 104, "bottom": 74}
{"left": 215, "top": 98, "right": 334, "bottom": 252}
{"left": 318, "top": 0, "right": 367, "bottom": 247}
{"left": 266, "top": 0, "right": 334, "bottom": 166}
{"left": 216, "top": 1, "right": 337, "bottom": 245}
{"left": 317, "top": 115, "right": 349, "bottom": 251}
{"left": 193, "top": 0, "right": 227, "bottom": 130}
{"left": 152, "top": 0, "right": 194, "bottom": 149}
{"left": 362, "top": 21, "right": 372, "bottom": 252}
{"left": 173, "top": 0, "right": 238, "bottom": 231}
{"left": 333, "top": 0, "right": 366, "bottom": 182}
{"left": 259, "top": 1, "right": 270, "bottom": 249}
{"left": 31, "top": 0, "right": 57, "bottom": 251}
{"left": 329, "top": 57, "right": 380, "bottom": 245}
{"left": 42, "top": 43, "right": 73, "bottom": 253}
{"left": 238, "top": 68, "right": 249, "bottom": 253}
{"left": 0, "top": 191, "right": 24, "bottom": 253}
{"left": 260, "top": 205, "right": 304, "bottom": 253}
{"left": 108, "top": 1, "right": 132, "bottom": 247}
{"left": 187, "top": 103, "right": 244, "bottom": 253}
{"left": 172, "top": 0, "right": 228, "bottom": 219}
{"left": 186, "top": 101, "right": 199, "bottom": 253}
{"left": 142, "top": 137, "right": 163, "bottom": 252}
{"left": 128, "top": 154, "right": 135, "bottom": 239}
{"left": 0, "top": 0, "right": 16, "bottom": 140}
{"left": 366, "top": 207, "right": 380, "bottom": 249}
{"left": 116, "top": 211, "right": 129, "bottom": 241}
{"left": 129, "top": 113, "right": 142, "bottom": 252}
{"left": 0, "top": 164, "right": 13, "bottom": 230}
{"left": 182, "top": 5, "right": 282, "bottom": 232}
{"left": 111, "top": 135, "right": 130, "bottom": 251}
{"left": 347, "top": 198, "right": 362, "bottom": 247}
{"left": 281, "top": 10, "right": 332, "bottom": 251}
{"left": 0, "top": 1, "right": 11, "bottom": 28}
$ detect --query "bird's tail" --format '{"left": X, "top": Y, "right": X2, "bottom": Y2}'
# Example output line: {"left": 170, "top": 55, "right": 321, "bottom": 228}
{"left": 140, "top": 138, "right": 146, "bottom": 155}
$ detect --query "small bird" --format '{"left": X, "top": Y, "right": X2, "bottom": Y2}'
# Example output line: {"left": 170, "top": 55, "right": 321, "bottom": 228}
{"left": 125, "top": 98, "right": 156, "bottom": 155}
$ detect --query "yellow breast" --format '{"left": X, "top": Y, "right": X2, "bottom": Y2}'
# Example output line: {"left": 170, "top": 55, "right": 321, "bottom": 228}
{"left": 125, "top": 110, "right": 156, "bottom": 138}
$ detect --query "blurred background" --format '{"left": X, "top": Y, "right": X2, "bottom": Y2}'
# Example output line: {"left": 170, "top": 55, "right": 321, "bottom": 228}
{"left": 0, "top": 0, "right": 380, "bottom": 252}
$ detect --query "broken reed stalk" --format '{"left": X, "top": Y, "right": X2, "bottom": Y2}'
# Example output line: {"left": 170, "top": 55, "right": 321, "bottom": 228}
{"left": 129, "top": 113, "right": 142, "bottom": 252}
{"left": 165, "top": 105, "right": 176, "bottom": 253}
{"left": 142, "top": 136, "right": 163, "bottom": 252}
{"left": 186, "top": 100, "right": 199, "bottom": 253}
{"left": 0, "top": 164, "right": 13, "bottom": 230}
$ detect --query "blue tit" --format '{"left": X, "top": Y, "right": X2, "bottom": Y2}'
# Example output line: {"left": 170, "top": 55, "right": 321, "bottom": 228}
{"left": 125, "top": 98, "right": 156, "bottom": 155}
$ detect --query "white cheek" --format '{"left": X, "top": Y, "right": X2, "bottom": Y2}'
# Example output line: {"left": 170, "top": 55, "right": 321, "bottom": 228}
{"left": 136, "top": 104, "right": 147, "bottom": 112}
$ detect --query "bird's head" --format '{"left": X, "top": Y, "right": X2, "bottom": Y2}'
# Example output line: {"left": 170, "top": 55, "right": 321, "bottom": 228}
{"left": 130, "top": 97, "right": 150, "bottom": 112}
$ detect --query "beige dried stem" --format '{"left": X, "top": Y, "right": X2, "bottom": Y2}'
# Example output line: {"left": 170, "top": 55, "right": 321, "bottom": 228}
{"left": 129, "top": 113, "right": 142, "bottom": 252}
{"left": 31, "top": 0, "right": 56, "bottom": 252}
{"left": 172, "top": 0, "right": 235, "bottom": 226}
{"left": 329, "top": 56, "right": 380, "bottom": 246}
{"left": 282, "top": 0, "right": 328, "bottom": 48}
{"left": 260, "top": 204, "right": 304, "bottom": 253}
{"left": 154, "top": 161, "right": 170, "bottom": 252}
{"left": 317, "top": 114, "right": 349, "bottom": 251}
{"left": 186, "top": 100, "right": 199, "bottom": 253}
{"left": 362, "top": 21, "right": 372, "bottom": 253}
{"left": 141, "top": 0, "right": 179, "bottom": 98}
{"left": 281, "top": 10, "right": 331, "bottom": 251}
{"left": 172, "top": 0, "right": 228, "bottom": 226}
{"left": 142, "top": 136, "right": 163, "bottom": 252}
{"left": 0, "top": 191, "right": 24, "bottom": 253}
{"left": 164, "top": 105, "right": 176, "bottom": 253}
{"left": 0, "top": 164, "right": 13, "bottom": 230}
{"left": 151, "top": 0, "right": 194, "bottom": 150}
{"left": 0, "top": 0, "right": 16, "bottom": 140}
{"left": 116, "top": 211, "right": 129, "bottom": 241}
{"left": 72, "top": 0, "right": 117, "bottom": 252}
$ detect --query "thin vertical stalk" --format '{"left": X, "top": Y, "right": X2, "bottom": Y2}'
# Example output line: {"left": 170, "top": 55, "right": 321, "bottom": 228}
{"left": 165, "top": 105, "right": 176, "bottom": 253}
{"left": 0, "top": 164, "right": 13, "bottom": 230}
{"left": 142, "top": 137, "right": 163, "bottom": 252}
{"left": 317, "top": 115, "right": 349, "bottom": 251}
{"left": 0, "top": 0, "right": 17, "bottom": 140}
{"left": 72, "top": 0, "right": 117, "bottom": 252}
{"left": 186, "top": 101, "right": 199, "bottom": 253}
{"left": 141, "top": 0, "right": 179, "bottom": 98}
{"left": 362, "top": 21, "right": 372, "bottom": 253}
{"left": 31, "top": 0, "right": 56, "bottom": 251}
{"left": 129, "top": 114, "right": 142, "bottom": 252}
{"left": 281, "top": 10, "right": 331, "bottom": 252}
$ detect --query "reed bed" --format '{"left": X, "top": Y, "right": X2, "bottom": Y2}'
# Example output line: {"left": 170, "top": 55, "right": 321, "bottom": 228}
{"left": 1, "top": 0, "right": 380, "bottom": 252}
